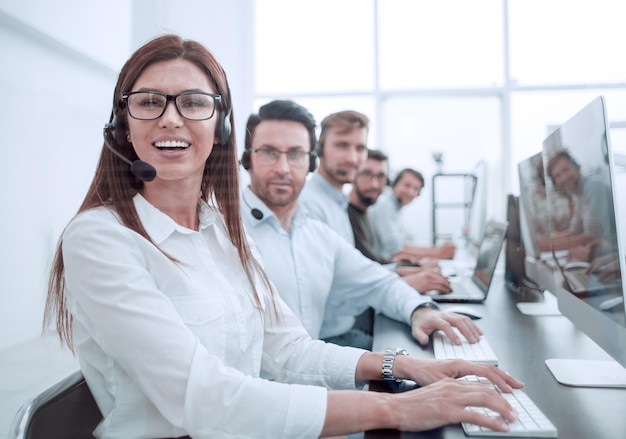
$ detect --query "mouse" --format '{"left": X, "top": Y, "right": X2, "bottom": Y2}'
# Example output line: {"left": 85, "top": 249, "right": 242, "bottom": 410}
{"left": 444, "top": 306, "right": 483, "bottom": 320}
{"left": 599, "top": 296, "right": 624, "bottom": 311}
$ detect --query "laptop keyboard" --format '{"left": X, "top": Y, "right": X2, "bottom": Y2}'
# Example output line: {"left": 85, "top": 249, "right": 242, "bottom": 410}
{"left": 449, "top": 277, "right": 484, "bottom": 298}
{"left": 433, "top": 329, "right": 498, "bottom": 365}
{"left": 459, "top": 375, "right": 557, "bottom": 437}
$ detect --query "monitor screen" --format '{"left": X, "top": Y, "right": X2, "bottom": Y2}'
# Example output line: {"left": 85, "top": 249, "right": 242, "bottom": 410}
{"left": 518, "top": 153, "right": 548, "bottom": 260}
{"left": 542, "top": 96, "right": 626, "bottom": 381}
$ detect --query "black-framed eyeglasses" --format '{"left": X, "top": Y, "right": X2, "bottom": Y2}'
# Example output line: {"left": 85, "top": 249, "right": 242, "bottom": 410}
{"left": 251, "top": 147, "right": 312, "bottom": 167}
{"left": 122, "top": 91, "right": 223, "bottom": 121}
{"left": 357, "top": 170, "right": 388, "bottom": 182}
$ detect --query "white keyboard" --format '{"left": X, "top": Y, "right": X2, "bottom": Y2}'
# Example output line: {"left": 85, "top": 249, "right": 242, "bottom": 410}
{"left": 433, "top": 329, "right": 498, "bottom": 365}
{"left": 459, "top": 375, "right": 557, "bottom": 437}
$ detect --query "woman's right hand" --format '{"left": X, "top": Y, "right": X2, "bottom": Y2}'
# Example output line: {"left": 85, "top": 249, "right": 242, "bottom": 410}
{"left": 390, "top": 377, "right": 517, "bottom": 433}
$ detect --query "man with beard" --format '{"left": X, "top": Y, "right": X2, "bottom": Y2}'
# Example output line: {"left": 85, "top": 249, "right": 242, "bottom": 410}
{"left": 348, "top": 149, "right": 451, "bottom": 293}
{"left": 240, "top": 100, "right": 481, "bottom": 350}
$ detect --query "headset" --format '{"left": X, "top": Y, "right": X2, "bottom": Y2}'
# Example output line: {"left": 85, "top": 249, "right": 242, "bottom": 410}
{"left": 240, "top": 147, "right": 318, "bottom": 173}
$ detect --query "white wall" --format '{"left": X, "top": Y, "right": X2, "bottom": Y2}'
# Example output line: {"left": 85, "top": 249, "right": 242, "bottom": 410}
{"left": 0, "top": 0, "right": 254, "bottom": 351}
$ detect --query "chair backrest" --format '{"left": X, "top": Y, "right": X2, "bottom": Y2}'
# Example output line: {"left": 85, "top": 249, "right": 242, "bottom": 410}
{"left": 9, "top": 370, "right": 103, "bottom": 439}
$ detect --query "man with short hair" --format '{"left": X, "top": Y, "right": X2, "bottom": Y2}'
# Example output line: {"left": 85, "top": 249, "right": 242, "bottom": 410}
{"left": 299, "top": 110, "right": 369, "bottom": 246}
{"left": 240, "top": 100, "right": 481, "bottom": 350}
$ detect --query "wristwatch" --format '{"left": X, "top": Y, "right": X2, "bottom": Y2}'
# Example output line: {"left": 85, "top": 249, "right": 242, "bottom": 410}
{"left": 382, "top": 348, "right": 409, "bottom": 382}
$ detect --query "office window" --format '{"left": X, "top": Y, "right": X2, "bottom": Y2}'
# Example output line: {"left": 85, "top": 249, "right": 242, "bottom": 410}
{"left": 378, "top": 0, "right": 504, "bottom": 89}
{"left": 254, "top": 0, "right": 375, "bottom": 94}
{"left": 508, "top": 0, "right": 626, "bottom": 85}
{"left": 255, "top": 0, "right": 626, "bottom": 233}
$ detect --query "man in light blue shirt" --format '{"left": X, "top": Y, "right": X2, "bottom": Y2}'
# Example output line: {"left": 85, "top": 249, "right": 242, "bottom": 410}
{"left": 240, "top": 100, "right": 482, "bottom": 349}
{"left": 369, "top": 168, "right": 456, "bottom": 262}
{"left": 299, "top": 110, "right": 370, "bottom": 246}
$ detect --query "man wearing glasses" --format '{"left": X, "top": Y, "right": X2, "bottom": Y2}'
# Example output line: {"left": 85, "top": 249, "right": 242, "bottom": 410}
{"left": 239, "top": 100, "right": 481, "bottom": 350}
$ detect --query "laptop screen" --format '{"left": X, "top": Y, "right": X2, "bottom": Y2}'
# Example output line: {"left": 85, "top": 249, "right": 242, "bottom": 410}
{"left": 472, "top": 220, "right": 509, "bottom": 291}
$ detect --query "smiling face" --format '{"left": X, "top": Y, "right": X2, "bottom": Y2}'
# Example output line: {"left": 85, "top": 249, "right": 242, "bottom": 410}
{"left": 126, "top": 59, "right": 219, "bottom": 188}
{"left": 549, "top": 155, "right": 580, "bottom": 193}
{"left": 247, "top": 119, "right": 311, "bottom": 217}
{"left": 393, "top": 171, "right": 423, "bottom": 206}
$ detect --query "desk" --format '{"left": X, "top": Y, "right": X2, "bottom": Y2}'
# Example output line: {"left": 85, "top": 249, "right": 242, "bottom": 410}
{"left": 366, "top": 276, "right": 626, "bottom": 439}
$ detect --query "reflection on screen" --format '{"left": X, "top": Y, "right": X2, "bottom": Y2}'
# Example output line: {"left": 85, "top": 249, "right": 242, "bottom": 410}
{"left": 518, "top": 152, "right": 570, "bottom": 259}
{"left": 542, "top": 96, "right": 625, "bottom": 327}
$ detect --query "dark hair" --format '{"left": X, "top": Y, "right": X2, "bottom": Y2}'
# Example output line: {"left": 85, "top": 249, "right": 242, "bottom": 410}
{"left": 367, "top": 149, "right": 388, "bottom": 162}
{"left": 244, "top": 100, "right": 317, "bottom": 152}
{"left": 392, "top": 168, "right": 425, "bottom": 189}
{"left": 45, "top": 34, "right": 274, "bottom": 349}
{"left": 317, "top": 110, "right": 369, "bottom": 155}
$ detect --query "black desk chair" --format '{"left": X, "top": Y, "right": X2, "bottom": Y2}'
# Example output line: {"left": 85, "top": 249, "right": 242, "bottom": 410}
{"left": 9, "top": 370, "right": 103, "bottom": 439}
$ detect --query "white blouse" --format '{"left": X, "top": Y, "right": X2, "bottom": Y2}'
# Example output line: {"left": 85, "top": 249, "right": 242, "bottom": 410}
{"left": 63, "top": 194, "right": 365, "bottom": 439}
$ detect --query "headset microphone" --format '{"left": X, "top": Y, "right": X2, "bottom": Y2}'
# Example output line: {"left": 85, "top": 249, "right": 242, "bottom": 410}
{"left": 241, "top": 191, "right": 264, "bottom": 220}
{"left": 251, "top": 208, "right": 263, "bottom": 220}
{"left": 103, "top": 124, "right": 157, "bottom": 182}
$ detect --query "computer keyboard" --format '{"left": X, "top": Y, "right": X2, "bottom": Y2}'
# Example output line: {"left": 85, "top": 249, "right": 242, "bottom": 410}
{"left": 433, "top": 329, "right": 498, "bottom": 365}
{"left": 459, "top": 375, "right": 557, "bottom": 437}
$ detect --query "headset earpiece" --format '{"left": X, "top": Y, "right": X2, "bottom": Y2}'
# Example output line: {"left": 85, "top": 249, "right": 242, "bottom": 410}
{"left": 241, "top": 148, "right": 252, "bottom": 170}
{"left": 105, "top": 112, "right": 128, "bottom": 144}
{"left": 215, "top": 108, "right": 232, "bottom": 146}
{"left": 309, "top": 151, "right": 318, "bottom": 173}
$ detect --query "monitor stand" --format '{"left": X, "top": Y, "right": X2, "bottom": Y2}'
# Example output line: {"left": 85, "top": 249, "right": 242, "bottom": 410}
{"left": 516, "top": 290, "right": 562, "bottom": 316}
{"left": 545, "top": 358, "right": 626, "bottom": 388}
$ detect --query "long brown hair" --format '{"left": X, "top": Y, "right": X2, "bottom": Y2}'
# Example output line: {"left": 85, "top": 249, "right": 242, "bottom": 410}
{"left": 44, "top": 34, "right": 275, "bottom": 349}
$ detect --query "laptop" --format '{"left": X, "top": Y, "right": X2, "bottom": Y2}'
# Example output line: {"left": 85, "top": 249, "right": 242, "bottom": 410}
{"left": 426, "top": 220, "right": 508, "bottom": 303}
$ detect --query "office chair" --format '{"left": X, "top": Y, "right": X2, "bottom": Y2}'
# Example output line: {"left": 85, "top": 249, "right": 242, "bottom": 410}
{"left": 8, "top": 370, "right": 102, "bottom": 439}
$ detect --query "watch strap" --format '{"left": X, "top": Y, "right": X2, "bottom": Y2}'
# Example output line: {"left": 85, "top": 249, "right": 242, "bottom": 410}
{"left": 382, "top": 347, "right": 409, "bottom": 382}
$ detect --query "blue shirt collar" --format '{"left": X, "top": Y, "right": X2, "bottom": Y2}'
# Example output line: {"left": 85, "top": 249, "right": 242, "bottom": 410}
{"left": 310, "top": 172, "right": 349, "bottom": 208}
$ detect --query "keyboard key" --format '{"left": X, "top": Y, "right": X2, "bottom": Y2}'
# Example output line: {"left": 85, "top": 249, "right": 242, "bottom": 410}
{"left": 433, "top": 329, "right": 498, "bottom": 365}
{"left": 459, "top": 375, "right": 557, "bottom": 437}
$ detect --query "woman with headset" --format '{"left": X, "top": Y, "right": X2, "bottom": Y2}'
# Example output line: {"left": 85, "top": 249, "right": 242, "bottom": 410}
{"left": 44, "top": 34, "right": 521, "bottom": 438}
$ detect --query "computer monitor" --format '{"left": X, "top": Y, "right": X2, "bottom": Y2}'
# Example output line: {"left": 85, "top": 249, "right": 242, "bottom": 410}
{"left": 542, "top": 96, "right": 626, "bottom": 387}
{"left": 504, "top": 194, "right": 526, "bottom": 292}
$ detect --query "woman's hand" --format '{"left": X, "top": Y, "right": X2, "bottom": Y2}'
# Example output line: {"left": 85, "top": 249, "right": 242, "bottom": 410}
{"left": 389, "top": 376, "right": 519, "bottom": 432}
{"left": 394, "top": 356, "right": 523, "bottom": 393}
